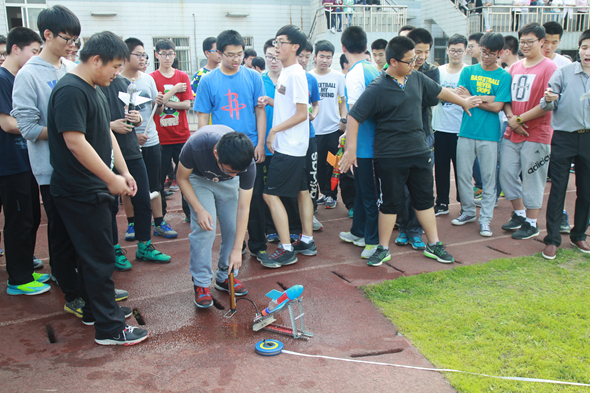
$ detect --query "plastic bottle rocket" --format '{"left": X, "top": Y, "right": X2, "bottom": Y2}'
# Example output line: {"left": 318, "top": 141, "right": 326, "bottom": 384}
{"left": 261, "top": 285, "right": 304, "bottom": 316}
{"left": 127, "top": 78, "right": 137, "bottom": 113}
{"left": 330, "top": 137, "right": 345, "bottom": 191}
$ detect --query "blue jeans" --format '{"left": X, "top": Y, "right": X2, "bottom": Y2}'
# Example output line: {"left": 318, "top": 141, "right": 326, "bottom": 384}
{"left": 350, "top": 158, "right": 379, "bottom": 245}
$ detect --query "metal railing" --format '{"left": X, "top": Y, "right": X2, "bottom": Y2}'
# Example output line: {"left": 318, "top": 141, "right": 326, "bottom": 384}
{"left": 451, "top": 4, "right": 590, "bottom": 34}
{"left": 309, "top": 4, "right": 407, "bottom": 43}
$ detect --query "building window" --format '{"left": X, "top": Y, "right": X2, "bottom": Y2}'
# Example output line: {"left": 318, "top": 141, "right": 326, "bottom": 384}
{"left": 152, "top": 37, "right": 191, "bottom": 74}
{"left": 433, "top": 36, "right": 448, "bottom": 66}
{"left": 5, "top": 0, "right": 47, "bottom": 30}
{"left": 244, "top": 36, "right": 254, "bottom": 49}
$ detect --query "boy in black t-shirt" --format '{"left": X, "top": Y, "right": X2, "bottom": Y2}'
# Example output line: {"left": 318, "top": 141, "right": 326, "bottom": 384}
{"left": 0, "top": 27, "right": 45, "bottom": 296}
{"left": 47, "top": 32, "right": 148, "bottom": 346}
{"left": 340, "top": 36, "right": 481, "bottom": 267}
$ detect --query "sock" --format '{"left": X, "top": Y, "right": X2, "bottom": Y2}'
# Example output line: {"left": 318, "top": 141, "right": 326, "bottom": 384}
{"left": 428, "top": 242, "right": 440, "bottom": 247}
{"left": 282, "top": 243, "right": 293, "bottom": 252}
{"left": 515, "top": 209, "right": 526, "bottom": 218}
{"left": 154, "top": 217, "right": 164, "bottom": 227}
{"left": 301, "top": 235, "right": 313, "bottom": 244}
{"left": 526, "top": 217, "right": 537, "bottom": 227}
{"left": 563, "top": 210, "right": 567, "bottom": 214}
{"left": 127, "top": 217, "right": 134, "bottom": 225}
{"left": 382, "top": 245, "right": 389, "bottom": 250}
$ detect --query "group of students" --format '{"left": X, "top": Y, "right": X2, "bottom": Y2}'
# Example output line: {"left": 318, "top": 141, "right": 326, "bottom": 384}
{"left": 1, "top": 4, "right": 589, "bottom": 347}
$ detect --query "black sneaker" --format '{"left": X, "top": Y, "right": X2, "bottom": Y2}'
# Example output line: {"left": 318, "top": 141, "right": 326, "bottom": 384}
{"left": 367, "top": 245, "right": 391, "bottom": 267}
{"left": 83, "top": 306, "right": 133, "bottom": 326}
{"left": 316, "top": 195, "right": 327, "bottom": 205}
{"left": 434, "top": 203, "right": 449, "bottom": 216}
{"left": 215, "top": 278, "right": 248, "bottom": 296}
{"left": 95, "top": 325, "right": 149, "bottom": 346}
{"left": 559, "top": 212, "right": 571, "bottom": 234}
{"left": 512, "top": 221, "right": 539, "bottom": 240}
{"left": 292, "top": 236, "right": 318, "bottom": 256}
{"left": 424, "top": 242, "right": 454, "bottom": 264}
{"left": 501, "top": 212, "right": 526, "bottom": 231}
{"left": 260, "top": 246, "right": 297, "bottom": 268}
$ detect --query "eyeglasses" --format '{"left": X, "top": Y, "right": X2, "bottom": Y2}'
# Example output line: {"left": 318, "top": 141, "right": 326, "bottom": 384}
{"left": 448, "top": 49, "right": 465, "bottom": 55}
{"left": 57, "top": 34, "right": 80, "bottom": 45}
{"left": 397, "top": 56, "right": 417, "bottom": 66}
{"left": 221, "top": 51, "right": 244, "bottom": 60}
{"left": 272, "top": 39, "right": 292, "bottom": 47}
{"left": 157, "top": 52, "right": 175, "bottom": 59}
{"left": 519, "top": 39, "right": 538, "bottom": 47}
{"left": 220, "top": 163, "right": 243, "bottom": 176}
{"left": 480, "top": 50, "right": 499, "bottom": 58}
{"left": 131, "top": 52, "right": 149, "bottom": 59}
{"left": 0, "top": 52, "right": 7, "bottom": 58}
{"left": 467, "top": 44, "right": 478, "bottom": 50}
{"left": 265, "top": 55, "right": 278, "bottom": 62}
{"left": 207, "top": 49, "right": 218, "bottom": 53}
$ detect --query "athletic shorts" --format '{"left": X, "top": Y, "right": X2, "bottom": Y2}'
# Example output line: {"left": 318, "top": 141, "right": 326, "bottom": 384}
{"left": 374, "top": 153, "right": 435, "bottom": 214}
{"left": 264, "top": 152, "right": 307, "bottom": 198}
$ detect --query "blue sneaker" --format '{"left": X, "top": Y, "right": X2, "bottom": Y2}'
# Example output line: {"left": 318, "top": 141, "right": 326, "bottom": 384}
{"left": 395, "top": 232, "right": 409, "bottom": 246}
{"left": 266, "top": 233, "right": 279, "bottom": 243}
{"left": 7, "top": 280, "right": 51, "bottom": 296}
{"left": 409, "top": 236, "right": 426, "bottom": 250}
{"left": 125, "top": 223, "right": 135, "bottom": 241}
{"left": 153, "top": 221, "right": 178, "bottom": 238}
{"left": 0, "top": 247, "right": 4, "bottom": 256}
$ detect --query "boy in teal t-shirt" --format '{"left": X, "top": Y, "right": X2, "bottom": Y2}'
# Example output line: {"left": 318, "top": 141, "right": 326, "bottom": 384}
{"left": 452, "top": 32, "right": 512, "bottom": 237}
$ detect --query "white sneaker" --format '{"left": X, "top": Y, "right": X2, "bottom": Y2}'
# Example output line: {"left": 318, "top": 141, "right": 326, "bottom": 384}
{"left": 451, "top": 214, "right": 477, "bottom": 226}
{"left": 361, "top": 244, "right": 378, "bottom": 259}
{"left": 479, "top": 223, "right": 493, "bottom": 237}
{"left": 339, "top": 231, "right": 365, "bottom": 247}
{"left": 313, "top": 215, "right": 323, "bottom": 231}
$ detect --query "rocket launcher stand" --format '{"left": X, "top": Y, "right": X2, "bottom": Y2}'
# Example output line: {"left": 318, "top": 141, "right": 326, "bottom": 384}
{"left": 253, "top": 298, "right": 313, "bottom": 339}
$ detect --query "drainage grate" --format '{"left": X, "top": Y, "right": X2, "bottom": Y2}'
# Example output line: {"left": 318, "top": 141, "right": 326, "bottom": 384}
{"left": 331, "top": 271, "right": 351, "bottom": 283}
{"left": 350, "top": 348, "right": 403, "bottom": 358}
{"left": 486, "top": 245, "right": 512, "bottom": 255}
{"left": 385, "top": 262, "right": 405, "bottom": 273}
{"left": 133, "top": 309, "right": 146, "bottom": 325}
{"left": 212, "top": 297, "right": 225, "bottom": 310}
{"left": 45, "top": 324, "right": 57, "bottom": 344}
{"left": 276, "top": 282, "right": 288, "bottom": 291}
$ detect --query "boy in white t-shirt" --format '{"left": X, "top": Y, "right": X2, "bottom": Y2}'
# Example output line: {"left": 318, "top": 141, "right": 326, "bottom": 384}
{"left": 432, "top": 34, "right": 468, "bottom": 216}
{"left": 260, "top": 25, "right": 316, "bottom": 268}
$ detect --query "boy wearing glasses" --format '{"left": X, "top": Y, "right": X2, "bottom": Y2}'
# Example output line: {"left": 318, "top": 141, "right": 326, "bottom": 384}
{"left": 12, "top": 5, "right": 85, "bottom": 309}
{"left": 191, "top": 37, "right": 220, "bottom": 94}
{"left": 260, "top": 25, "right": 316, "bottom": 268}
{"left": 499, "top": 23, "right": 556, "bottom": 240}
{"left": 340, "top": 36, "right": 481, "bottom": 267}
{"left": 451, "top": 32, "right": 512, "bottom": 238}
{"left": 195, "top": 30, "right": 267, "bottom": 259}
{"left": 176, "top": 126, "right": 255, "bottom": 308}
{"left": 150, "top": 39, "right": 193, "bottom": 226}
{"left": 0, "top": 35, "right": 6, "bottom": 66}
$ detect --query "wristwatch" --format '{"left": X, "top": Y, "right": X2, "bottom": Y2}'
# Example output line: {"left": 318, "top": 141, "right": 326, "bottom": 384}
{"left": 515, "top": 116, "right": 524, "bottom": 125}
{"left": 340, "top": 118, "right": 347, "bottom": 124}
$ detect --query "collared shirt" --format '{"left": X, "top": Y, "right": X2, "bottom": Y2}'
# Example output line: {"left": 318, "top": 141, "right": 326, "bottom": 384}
{"left": 541, "top": 61, "right": 590, "bottom": 132}
{"left": 391, "top": 74, "right": 409, "bottom": 90}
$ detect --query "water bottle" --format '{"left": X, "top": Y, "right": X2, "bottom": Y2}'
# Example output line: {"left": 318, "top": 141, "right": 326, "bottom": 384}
{"left": 126, "top": 78, "right": 137, "bottom": 125}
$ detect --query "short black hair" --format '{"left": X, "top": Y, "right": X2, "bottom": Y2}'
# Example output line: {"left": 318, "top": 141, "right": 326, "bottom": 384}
{"left": 385, "top": 36, "right": 415, "bottom": 65}
{"left": 315, "top": 40, "right": 335, "bottom": 55}
{"left": 0, "top": 35, "right": 6, "bottom": 45}
{"left": 479, "top": 32, "right": 505, "bottom": 53}
{"left": 579, "top": 29, "right": 590, "bottom": 47}
{"left": 217, "top": 30, "right": 245, "bottom": 53}
{"left": 276, "top": 25, "right": 307, "bottom": 56}
{"left": 216, "top": 130, "right": 255, "bottom": 172}
{"left": 79, "top": 31, "right": 129, "bottom": 64}
{"left": 468, "top": 32, "right": 484, "bottom": 43}
{"left": 302, "top": 40, "right": 313, "bottom": 54}
{"left": 406, "top": 28, "right": 433, "bottom": 48}
{"left": 6, "top": 27, "right": 42, "bottom": 55}
{"left": 371, "top": 38, "right": 388, "bottom": 51}
{"left": 503, "top": 35, "right": 518, "bottom": 54}
{"left": 124, "top": 37, "right": 144, "bottom": 54}
{"left": 518, "top": 22, "right": 545, "bottom": 40}
{"left": 245, "top": 48, "right": 257, "bottom": 58}
{"left": 399, "top": 25, "right": 416, "bottom": 34}
{"left": 341, "top": 26, "right": 367, "bottom": 54}
{"left": 202, "top": 37, "right": 216, "bottom": 53}
{"left": 447, "top": 34, "right": 467, "bottom": 48}
{"left": 251, "top": 56, "right": 265, "bottom": 70}
{"left": 543, "top": 21, "right": 563, "bottom": 38}
{"left": 263, "top": 38, "right": 275, "bottom": 54}
{"left": 340, "top": 53, "right": 348, "bottom": 69}
{"left": 155, "top": 39, "right": 175, "bottom": 52}
{"left": 37, "top": 5, "right": 80, "bottom": 42}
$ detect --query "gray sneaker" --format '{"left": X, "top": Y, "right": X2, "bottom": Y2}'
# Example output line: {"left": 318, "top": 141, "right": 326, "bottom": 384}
{"left": 313, "top": 215, "right": 323, "bottom": 231}
{"left": 451, "top": 213, "right": 477, "bottom": 226}
{"left": 479, "top": 223, "right": 493, "bottom": 237}
{"left": 153, "top": 221, "right": 178, "bottom": 238}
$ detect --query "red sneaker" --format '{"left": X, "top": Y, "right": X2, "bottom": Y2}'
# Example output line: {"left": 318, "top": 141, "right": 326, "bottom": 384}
{"left": 215, "top": 278, "right": 248, "bottom": 296}
{"left": 194, "top": 286, "right": 213, "bottom": 308}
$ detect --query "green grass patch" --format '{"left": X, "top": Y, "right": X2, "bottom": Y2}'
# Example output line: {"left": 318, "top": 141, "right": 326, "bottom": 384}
{"left": 364, "top": 250, "right": 590, "bottom": 392}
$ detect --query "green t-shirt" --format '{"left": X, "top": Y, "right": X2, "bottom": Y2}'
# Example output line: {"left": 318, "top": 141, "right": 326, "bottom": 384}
{"left": 458, "top": 64, "right": 511, "bottom": 142}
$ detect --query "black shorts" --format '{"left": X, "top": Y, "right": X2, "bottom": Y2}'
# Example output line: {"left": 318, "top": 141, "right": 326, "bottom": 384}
{"left": 141, "top": 144, "right": 162, "bottom": 193}
{"left": 264, "top": 152, "right": 307, "bottom": 198}
{"left": 374, "top": 153, "right": 434, "bottom": 214}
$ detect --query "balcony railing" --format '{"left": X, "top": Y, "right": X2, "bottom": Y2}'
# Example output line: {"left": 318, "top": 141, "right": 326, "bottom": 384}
{"left": 309, "top": 4, "right": 407, "bottom": 43}
{"left": 460, "top": 5, "right": 589, "bottom": 34}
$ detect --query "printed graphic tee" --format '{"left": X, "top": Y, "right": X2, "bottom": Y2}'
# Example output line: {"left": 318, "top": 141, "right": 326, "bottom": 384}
{"left": 432, "top": 64, "right": 466, "bottom": 134}
{"left": 309, "top": 69, "right": 345, "bottom": 135}
{"left": 129, "top": 72, "right": 160, "bottom": 148}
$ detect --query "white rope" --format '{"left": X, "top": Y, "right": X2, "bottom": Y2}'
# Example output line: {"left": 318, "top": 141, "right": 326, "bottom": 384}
{"left": 282, "top": 350, "right": 590, "bottom": 387}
